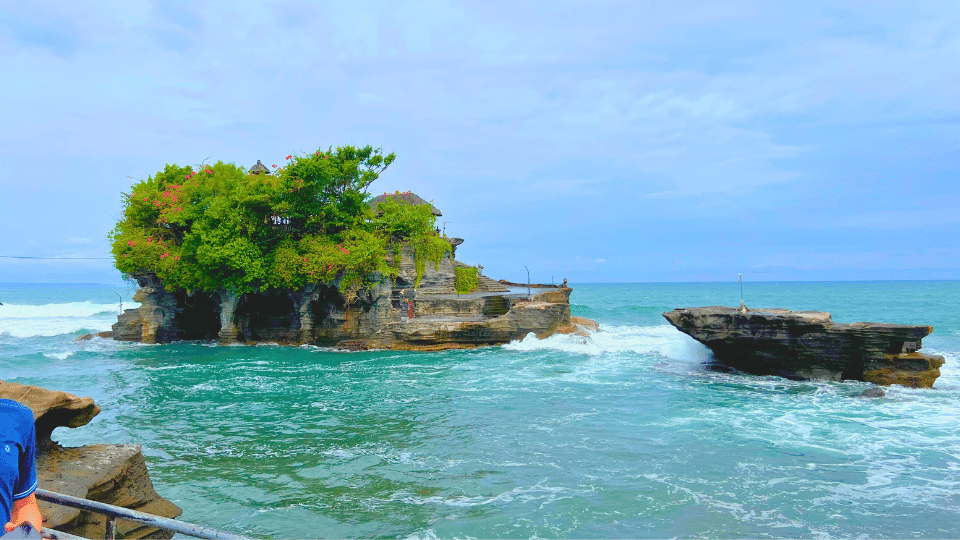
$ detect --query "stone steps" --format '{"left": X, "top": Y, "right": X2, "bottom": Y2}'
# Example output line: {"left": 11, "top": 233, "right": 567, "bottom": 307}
{"left": 477, "top": 274, "right": 508, "bottom": 292}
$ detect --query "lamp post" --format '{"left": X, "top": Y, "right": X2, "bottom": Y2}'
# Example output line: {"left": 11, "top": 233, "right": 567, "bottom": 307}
{"left": 525, "top": 266, "right": 530, "bottom": 298}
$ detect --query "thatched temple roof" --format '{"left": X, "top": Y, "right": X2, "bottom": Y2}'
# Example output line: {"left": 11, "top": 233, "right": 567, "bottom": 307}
{"left": 249, "top": 160, "right": 271, "bottom": 175}
{"left": 368, "top": 191, "right": 441, "bottom": 216}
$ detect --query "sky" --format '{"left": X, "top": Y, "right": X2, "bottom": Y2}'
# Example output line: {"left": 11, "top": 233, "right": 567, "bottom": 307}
{"left": 0, "top": 0, "right": 958, "bottom": 284}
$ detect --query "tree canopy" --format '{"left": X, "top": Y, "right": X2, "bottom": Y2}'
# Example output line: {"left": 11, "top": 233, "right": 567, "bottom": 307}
{"left": 110, "top": 145, "right": 450, "bottom": 293}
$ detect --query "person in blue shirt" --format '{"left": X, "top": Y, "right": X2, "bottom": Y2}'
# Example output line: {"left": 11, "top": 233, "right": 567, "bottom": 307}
{"left": 0, "top": 399, "right": 41, "bottom": 533}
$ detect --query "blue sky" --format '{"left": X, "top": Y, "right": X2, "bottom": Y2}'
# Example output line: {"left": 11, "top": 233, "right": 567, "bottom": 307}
{"left": 1, "top": 1, "right": 957, "bottom": 284}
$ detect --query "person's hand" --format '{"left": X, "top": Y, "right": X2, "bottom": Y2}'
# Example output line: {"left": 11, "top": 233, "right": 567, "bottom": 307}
{"left": 7, "top": 495, "right": 43, "bottom": 532}
{"left": 4, "top": 518, "right": 41, "bottom": 533}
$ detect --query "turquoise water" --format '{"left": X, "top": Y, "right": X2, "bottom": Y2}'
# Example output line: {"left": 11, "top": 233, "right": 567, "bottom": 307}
{"left": 2, "top": 282, "right": 959, "bottom": 538}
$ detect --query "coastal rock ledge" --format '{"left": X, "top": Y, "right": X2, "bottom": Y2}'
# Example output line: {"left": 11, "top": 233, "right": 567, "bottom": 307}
{"left": 111, "top": 245, "right": 587, "bottom": 349}
{"left": 663, "top": 307, "right": 945, "bottom": 388}
{"left": 0, "top": 381, "right": 182, "bottom": 539}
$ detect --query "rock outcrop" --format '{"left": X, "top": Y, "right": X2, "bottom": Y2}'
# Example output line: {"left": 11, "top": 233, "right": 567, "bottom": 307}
{"left": 113, "top": 272, "right": 179, "bottom": 344}
{"left": 663, "top": 307, "right": 945, "bottom": 388}
{"left": 0, "top": 381, "right": 182, "bottom": 539}
{"left": 112, "top": 245, "right": 582, "bottom": 349}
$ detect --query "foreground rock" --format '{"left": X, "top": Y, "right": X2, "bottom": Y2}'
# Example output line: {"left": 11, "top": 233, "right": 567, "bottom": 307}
{"left": 113, "top": 245, "right": 579, "bottom": 349}
{"left": 0, "top": 381, "right": 182, "bottom": 539}
{"left": 663, "top": 307, "right": 945, "bottom": 388}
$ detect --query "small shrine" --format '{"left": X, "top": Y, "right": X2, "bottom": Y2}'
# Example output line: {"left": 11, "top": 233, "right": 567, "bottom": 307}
{"left": 249, "top": 160, "right": 271, "bottom": 175}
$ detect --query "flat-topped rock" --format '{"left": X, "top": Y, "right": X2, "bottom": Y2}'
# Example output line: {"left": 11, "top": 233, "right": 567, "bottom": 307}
{"left": 0, "top": 380, "right": 100, "bottom": 444}
{"left": 663, "top": 306, "right": 945, "bottom": 388}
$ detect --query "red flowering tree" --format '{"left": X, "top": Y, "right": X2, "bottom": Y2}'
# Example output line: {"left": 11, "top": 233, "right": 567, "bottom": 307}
{"left": 109, "top": 146, "right": 448, "bottom": 294}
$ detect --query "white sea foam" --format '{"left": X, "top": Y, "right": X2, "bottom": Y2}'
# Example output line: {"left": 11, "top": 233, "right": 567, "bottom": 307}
{"left": 0, "top": 301, "right": 125, "bottom": 319}
{"left": 0, "top": 301, "right": 139, "bottom": 338}
{"left": 503, "top": 323, "right": 712, "bottom": 362}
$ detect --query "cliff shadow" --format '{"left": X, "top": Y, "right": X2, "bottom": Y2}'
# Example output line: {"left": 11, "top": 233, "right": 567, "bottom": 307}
{"left": 174, "top": 290, "right": 221, "bottom": 340}
{"left": 309, "top": 285, "right": 350, "bottom": 345}
{"left": 236, "top": 289, "right": 298, "bottom": 342}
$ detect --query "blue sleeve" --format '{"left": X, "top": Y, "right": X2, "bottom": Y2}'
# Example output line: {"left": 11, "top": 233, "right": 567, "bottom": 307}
{"left": 13, "top": 414, "right": 37, "bottom": 501}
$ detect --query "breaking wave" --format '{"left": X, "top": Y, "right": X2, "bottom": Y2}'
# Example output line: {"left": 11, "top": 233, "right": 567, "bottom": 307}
{"left": 503, "top": 323, "right": 712, "bottom": 363}
{"left": 0, "top": 301, "right": 135, "bottom": 338}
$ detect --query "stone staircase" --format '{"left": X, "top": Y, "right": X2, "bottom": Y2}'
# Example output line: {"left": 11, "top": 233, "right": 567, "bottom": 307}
{"left": 477, "top": 274, "right": 508, "bottom": 292}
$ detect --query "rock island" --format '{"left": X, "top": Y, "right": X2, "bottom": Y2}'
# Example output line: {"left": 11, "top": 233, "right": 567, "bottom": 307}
{"left": 663, "top": 306, "right": 945, "bottom": 388}
{"left": 105, "top": 147, "right": 582, "bottom": 349}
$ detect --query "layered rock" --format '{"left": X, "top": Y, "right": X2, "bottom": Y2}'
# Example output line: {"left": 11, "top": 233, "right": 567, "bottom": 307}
{"left": 663, "top": 307, "right": 945, "bottom": 388}
{"left": 0, "top": 381, "right": 182, "bottom": 539}
{"left": 112, "top": 245, "right": 579, "bottom": 349}
{"left": 112, "top": 272, "right": 179, "bottom": 344}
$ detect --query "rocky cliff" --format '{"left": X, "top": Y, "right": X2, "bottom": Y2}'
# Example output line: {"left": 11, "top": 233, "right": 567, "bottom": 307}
{"left": 0, "top": 381, "right": 182, "bottom": 539}
{"left": 663, "top": 306, "right": 945, "bottom": 388}
{"left": 112, "top": 246, "right": 580, "bottom": 349}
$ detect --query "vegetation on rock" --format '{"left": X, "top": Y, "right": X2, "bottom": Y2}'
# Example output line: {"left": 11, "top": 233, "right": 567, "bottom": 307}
{"left": 110, "top": 146, "right": 451, "bottom": 293}
{"left": 455, "top": 266, "right": 479, "bottom": 294}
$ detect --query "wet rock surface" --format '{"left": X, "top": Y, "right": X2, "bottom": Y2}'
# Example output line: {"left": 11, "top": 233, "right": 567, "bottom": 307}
{"left": 663, "top": 306, "right": 945, "bottom": 388}
{"left": 0, "top": 381, "right": 182, "bottom": 538}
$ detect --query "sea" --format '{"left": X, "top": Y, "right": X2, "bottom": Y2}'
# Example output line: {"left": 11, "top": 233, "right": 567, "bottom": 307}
{"left": 1, "top": 281, "right": 959, "bottom": 539}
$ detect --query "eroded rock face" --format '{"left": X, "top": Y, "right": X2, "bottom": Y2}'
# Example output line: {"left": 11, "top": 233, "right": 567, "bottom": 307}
{"left": 0, "top": 381, "right": 99, "bottom": 444}
{"left": 112, "top": 272, "right": 179, "bottom": 344}
{"left": 372, "top": 289, "right": 574, "bottom": 349}
{"left": 112, "top": 247, "right": 573, "bottom": 349}
{"left": 663, "top": 307, "right": 945, "bottom": 388}
{"left": 0, "top": 381, "right": 182, "bottom": 538}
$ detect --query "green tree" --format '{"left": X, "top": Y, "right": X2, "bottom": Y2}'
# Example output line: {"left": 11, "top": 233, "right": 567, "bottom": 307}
{"left": 110, "top": 146, "right": 448, "bottom": 295}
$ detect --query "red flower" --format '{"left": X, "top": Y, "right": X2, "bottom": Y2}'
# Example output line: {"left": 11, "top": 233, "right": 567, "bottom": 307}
{"left": 185, "top": 175, "right": 191, "bottom": 179}
{"left": 161, "top": 253, "right": 169, "bottom": 259}
{"left": 323, "top": 156, "right": 327, "bottom": 159}
{"left": 286, "top": 155, "right": 292, "bottom": 160}
{"left": 315, "top": 151, "right": 320, "bottom": 155}
{"left": 174, "top": 256, "right": 180, "bottom": 261}
{"left": 128, "top": 240, "right": 136, "bottom": 247}
{"left": 272, "top": 164, "right": 278, "bottom": 168}
{"left": 206, "top": 169, "right": 213, "bottom": 174}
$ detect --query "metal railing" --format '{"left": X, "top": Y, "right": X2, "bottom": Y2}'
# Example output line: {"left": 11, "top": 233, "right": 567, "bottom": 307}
{"left": 34, "top": 489, "right": 251, "bottom": 540}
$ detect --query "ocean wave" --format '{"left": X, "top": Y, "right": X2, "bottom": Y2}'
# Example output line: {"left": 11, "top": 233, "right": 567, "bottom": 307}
{"left": 43, "top": 350, "right": 75, "bottom": 360}
{"left": 0, "top": 317, "right": 115, "bottom": 338}
{"left": 502, "top": 323, "right": 712, "bottom": 362}
{"left": 0, "top": 303, "right": 135, "bottom": 338}
{"left": 0, "top": 301, "right": 135, "bottom": 337}
{"left": 0, "top": 301, "right": 130, "bottom": 319}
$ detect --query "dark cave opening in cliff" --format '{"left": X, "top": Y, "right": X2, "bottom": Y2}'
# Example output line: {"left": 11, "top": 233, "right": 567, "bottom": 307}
{"left": 174, "top": 291, "right": 221, "bottom": 340}
{"left": 309, "top": 284, "right": 347, "bottom": 328}
{"left": 236, "top": 289, "right": 298, "bottom": 342}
